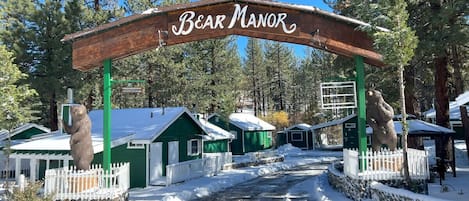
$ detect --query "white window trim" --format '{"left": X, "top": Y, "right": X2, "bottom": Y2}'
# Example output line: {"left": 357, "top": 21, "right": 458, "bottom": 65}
{"left": 127, "top": 142, "right": 145, "bottom": 149}
{"left": 291, "top": 132, "right": 303, "bottom": 142}
{"left": 230, "top": 131, "right": 238, "bottom": 140}
{"left": 187, "top": 139, "right": 201, "bottom": 156}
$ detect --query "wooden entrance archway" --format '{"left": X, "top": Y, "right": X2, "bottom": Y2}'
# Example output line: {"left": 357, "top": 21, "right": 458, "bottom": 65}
{"left": 63, "top": 0, "right": 386, "bottom": 173}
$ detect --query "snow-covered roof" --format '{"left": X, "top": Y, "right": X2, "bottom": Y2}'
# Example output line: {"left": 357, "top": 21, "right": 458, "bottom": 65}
{"left": 424, "top": 91, "right": 469, "bottom": 120}
{"left": 89, "top": 107, "right": 194, "bottom": 143}
{"left": 311, "top": 114, "right": 356, "bottom": 130}
{"left": 11, "top": 123, "right": 50, "bottom": 135}
{"left": 366, "top": 119, "right": 455, "bottom": 136}
{"left": 286, "top": 123, "right": 312, "bottom": 131}
{"left": 198, "top": 119, "right": 234, "bottom": 140}
{"left": 0, "top": 129, "right": 8, "bottom": 141}
{"left": 229, "top": 113, "right": 275, "bottom": 131}
{"left": 0, "top": 123, "right": 50, "bottom": 141}
{"left": 11, "top": 107, "right": 200, "bottom": 151}
{"left": 10, "top": 132, "right": 107, "bottom": 153}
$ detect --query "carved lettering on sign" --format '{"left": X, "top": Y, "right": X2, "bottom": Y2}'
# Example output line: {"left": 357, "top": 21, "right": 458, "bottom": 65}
{"left": 172, "top": 4, "right": 297, "bottom": 36}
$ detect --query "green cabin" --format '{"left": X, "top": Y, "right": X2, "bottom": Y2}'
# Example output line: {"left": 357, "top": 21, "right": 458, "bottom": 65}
{"left": 198, "top": 118, "right": 235, "bottom": 154}
{"left": 284, "top": 123, "right": 314, "bottom": 149}
{"left": 10, "top": 107, "right": 215, "bottom": 188}
{"left": 0, "top": 123, "right": 50, "bottom": 178}
{"left": 208, "top": 113, "right": 275, "bottom": 155}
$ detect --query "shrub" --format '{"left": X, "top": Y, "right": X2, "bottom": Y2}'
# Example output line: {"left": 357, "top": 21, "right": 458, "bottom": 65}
{"left": 5, "top": 181, "right": 54, "bottom": 201}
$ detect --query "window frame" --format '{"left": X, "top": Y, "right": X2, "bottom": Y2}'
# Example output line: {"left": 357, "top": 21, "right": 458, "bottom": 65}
{"left": 291, "top": 131, "right": 303, "bottom": 142}
{"left": 187, "top": 139, "right": 201, "bottom": 156}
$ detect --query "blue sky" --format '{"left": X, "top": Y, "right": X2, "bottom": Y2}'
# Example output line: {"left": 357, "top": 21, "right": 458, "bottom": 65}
{"left": 235, "top": 0, "right": 333, "bottom": 59}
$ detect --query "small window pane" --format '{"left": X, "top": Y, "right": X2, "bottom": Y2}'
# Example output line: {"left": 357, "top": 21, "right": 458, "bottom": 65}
{"left": 191, "top": 140, "right": 198, "bottom": 154}
{"left": 291, "top": 132, "right": 303, "bottom": 141}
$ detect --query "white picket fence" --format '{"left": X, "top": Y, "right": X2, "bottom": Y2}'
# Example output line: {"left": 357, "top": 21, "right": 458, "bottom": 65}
{"left": 343, "top": 148, "right": 429, "bottom": 180}
{"left": 44, "top": 163, "right": 130, "bottom": 200}
{"left": 166, "top": 153, "right": 232, "bottom": 186}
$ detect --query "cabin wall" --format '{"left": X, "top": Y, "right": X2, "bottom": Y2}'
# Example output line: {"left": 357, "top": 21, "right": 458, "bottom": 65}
{"left": 204, "top": 140, "right": 229, "bottom": 153}
{"left": 244, "top": 130, "right": 272, "bottom": 153}
{"left": 93, "top": 143, "right": 147, "bottom": 188}
{"left": 154, "top": 113, "right": 204, "bottom": 176}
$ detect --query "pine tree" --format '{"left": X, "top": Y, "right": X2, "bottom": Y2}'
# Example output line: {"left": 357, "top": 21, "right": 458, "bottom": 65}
{"left": 263, "top": 41, "right": 296, "bottom": 112}
{"left": 352, "top": 0, "right": 418, "bottom": 183}
{"left": 407, "top": 0, "right": 468, "bottom": 173}
{"left": 184, "top": 37, "right": 242, "bottom": 116}
{"left": 0, "top": 45, "right": 37, "bottom": 130}
{"left": 243, "top": 38, "right": 265, "bottom": 116}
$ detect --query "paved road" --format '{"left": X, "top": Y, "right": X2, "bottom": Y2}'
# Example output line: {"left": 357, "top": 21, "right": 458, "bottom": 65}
{"left": 193, "top": 163, "right": 330, "bottom": 201}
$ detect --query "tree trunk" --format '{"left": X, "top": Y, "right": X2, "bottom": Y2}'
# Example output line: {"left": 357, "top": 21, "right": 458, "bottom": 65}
{"left": 399, "top": 65, "right": 411, "bottom": 183}
{"left": 94, "top": 0, "right": 100, "bottom": 11}
{"left": 148, "top": 64, "right": 154, "bottom": 108}
{"left": 404, "top": 65, "right": 423, "bottom": 149}
{"left": 434, "top": 55, "right": 453, "bottom": 167}
{"left": 435, "top": 56, "right": 450, "bottom": 128}
{"left": 49, "top": 92, "right": 58, "bottom": 131}
{"left": 451, "top": 45, "right": 464, "bottom": 97}
{"left": 85, "top": 90, "right": 94, "bottom": 111}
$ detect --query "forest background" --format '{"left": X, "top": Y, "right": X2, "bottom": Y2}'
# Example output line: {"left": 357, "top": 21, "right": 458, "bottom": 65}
{"left": 0, "top": 0, "right": 467, "bottom": 135}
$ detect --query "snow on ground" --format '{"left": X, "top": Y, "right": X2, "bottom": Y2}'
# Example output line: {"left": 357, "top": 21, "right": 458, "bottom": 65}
{"left": 426, "top": 140, "right": 469, "bottom": 201}
{"left": 1, "top": 141, "right": 467, "bottom": 201}
{"left": 130, "top": 141, "right": 469, "bottom": 200}
{"left": 129, "top": 144, "right": 344, "bottom": 201}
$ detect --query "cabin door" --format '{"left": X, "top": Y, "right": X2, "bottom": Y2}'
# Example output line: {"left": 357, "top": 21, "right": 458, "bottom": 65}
{"left": 149, "top": 142, "right": 163, "bottom": 185}
{"left": 168, "top": 141, "right": 179, "bottom": 165}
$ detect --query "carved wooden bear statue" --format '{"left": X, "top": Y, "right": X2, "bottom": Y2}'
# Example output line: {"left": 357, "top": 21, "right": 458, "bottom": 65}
{"left": 366, "top": 89, "right": 398, "bottom": 151}
{"left": 63, "top": 105, "right": 94, "bottom": 170}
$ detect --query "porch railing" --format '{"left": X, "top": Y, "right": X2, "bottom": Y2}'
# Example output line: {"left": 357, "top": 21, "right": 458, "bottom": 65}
{"left": 203, "top": 152, "right": 232, "bottom": 169}
{"left": 44, "top": 163, "right": 130, "bottom": 200}
{"left": 343, "top": 148, "right": 429, "bottom": 180}
{"left": 166, "top": 156, "right": 226, "bottom": 186}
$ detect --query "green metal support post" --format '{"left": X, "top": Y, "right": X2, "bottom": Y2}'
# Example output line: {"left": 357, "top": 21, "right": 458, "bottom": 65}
{"left": 355, "top": 55, "right": 367, "bottom": 171}
{"left": 103, "top": 59, "right": 112, "bottom": 172}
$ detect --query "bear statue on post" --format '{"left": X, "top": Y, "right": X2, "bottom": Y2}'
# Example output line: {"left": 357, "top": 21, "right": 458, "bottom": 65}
{"left": 63, "top": 105, "right": 94, "bottom": 170}
{"left": 366, "top": 89, "right": 398, "bottom": 151}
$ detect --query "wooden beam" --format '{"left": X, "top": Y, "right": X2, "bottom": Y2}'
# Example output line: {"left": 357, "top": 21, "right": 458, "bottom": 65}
{"left": 66, "top": 0, "right": 386, "bottom": 71}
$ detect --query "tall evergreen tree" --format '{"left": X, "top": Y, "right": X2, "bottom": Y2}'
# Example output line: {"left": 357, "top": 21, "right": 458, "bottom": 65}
{"left": 407, "top": 0, "right": 468, "bottom": 173}
{"left": 0, "top": 45, "right": 38, "bottom": 130}
{"left": 185, "top": 37, "right": 242, "bottom": 116}
{"left": 351, "top": 0, "right": 418, "bottom": 183}
{"left": 263, "top": 41, "right": 295, "bottom": 112}
{"left": 243, "top": 38, "right": 265, "bottom": 116}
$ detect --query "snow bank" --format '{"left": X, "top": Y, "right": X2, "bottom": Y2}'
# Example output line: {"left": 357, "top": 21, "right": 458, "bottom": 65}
{"left": 276, "top": 143, "right": 302, "bottom": 155}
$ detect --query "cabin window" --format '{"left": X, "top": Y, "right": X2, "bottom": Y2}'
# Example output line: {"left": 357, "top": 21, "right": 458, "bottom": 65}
{"left": 267, "top": 132, "right": 272, "bottom": 139}
{"left": 187, "top": 139, "right": 201, "bottom": 156}
{"left": 291, "top": 132, "right": 303, "bottom": 141}
{"left": 230, "top": 131, "right": 238, "bottom": 139}
{"left": 127, "top": 142, "right": 145, "bottom": 149}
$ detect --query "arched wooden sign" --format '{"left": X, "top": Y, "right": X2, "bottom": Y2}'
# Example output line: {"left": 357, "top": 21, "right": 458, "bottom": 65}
{"left": 63, "top": 0, "right": 385, "bottom": 71}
